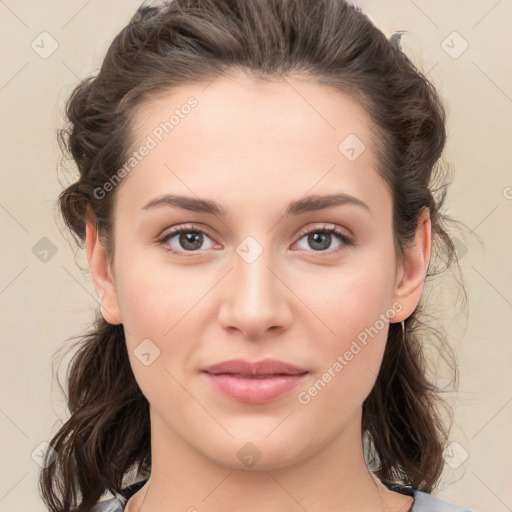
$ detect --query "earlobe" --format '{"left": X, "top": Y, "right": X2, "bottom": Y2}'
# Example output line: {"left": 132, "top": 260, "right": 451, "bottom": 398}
{"left": 85, "top": 218, "right": 123, "bottom": 325}
{"left": 391, "top": 208, "right": 431, "bottom": 323}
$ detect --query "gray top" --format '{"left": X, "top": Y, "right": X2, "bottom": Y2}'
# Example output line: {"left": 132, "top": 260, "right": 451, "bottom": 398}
{"left": 90, "top": 478, "right": 473, "bottom": 512}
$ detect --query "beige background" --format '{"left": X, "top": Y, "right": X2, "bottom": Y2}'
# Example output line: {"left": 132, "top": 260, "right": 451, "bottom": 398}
{"left": 0, "top": 1, "right": 511, "bottom": 511}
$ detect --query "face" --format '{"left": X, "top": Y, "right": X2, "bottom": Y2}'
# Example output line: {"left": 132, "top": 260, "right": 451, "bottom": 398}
{"left": 87, "top": 72, "right": 430, "bottom": 470}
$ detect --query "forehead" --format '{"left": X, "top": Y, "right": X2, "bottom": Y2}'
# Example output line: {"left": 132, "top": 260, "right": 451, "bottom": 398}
{"left": 114, "top": 72, "right": 389, "bottom": 219}
{"left": 132, "top": 72, "right": 375, "bottom": 154}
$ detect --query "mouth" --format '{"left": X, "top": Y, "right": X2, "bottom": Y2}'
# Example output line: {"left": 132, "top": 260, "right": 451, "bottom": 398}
{"left": 201, "top": 358, "right": 309, "bottom": 404}
{"left": 206, "top": 373, "right": 307, "bottom": 378}
{"left": 202, "top": 370, "right": 308, "bottom": 404}
{"left": 202, "top": 357, "right": 308, "bottom": 377}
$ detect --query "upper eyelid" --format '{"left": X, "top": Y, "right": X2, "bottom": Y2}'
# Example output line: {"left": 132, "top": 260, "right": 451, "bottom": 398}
{"left": 295, "top": 223, "right": 352, "bottom": 239}
{"left": 161, "top": 223, "right": 216, "bottom": 240}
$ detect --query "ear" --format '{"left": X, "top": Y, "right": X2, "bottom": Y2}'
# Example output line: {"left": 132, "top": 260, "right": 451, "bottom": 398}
{"left": 390, "top": 207, "right": 431, "bottom": 323}
{"left": 85, "top": 218, "right": 122, "bottom": 325}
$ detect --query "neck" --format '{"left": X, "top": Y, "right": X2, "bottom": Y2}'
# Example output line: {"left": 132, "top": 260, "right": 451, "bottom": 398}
{"left": 127, "top": 407, "right": 412, "bottom": 512}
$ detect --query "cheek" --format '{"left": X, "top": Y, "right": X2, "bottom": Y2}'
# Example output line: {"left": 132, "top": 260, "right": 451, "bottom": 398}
{"left": 298, "top": 258, "right": 396, "bottom": 405}
{"left": 297, "top": 294, "right": 391, "bottom": 420}
{"left": 314, "top": 259, "right": 396, "bottom": 340}
{"left": 113, "top": 251, "right": 211, "bottom": 393}
{"left": 114, "top": 247, "right": 209, "bottom": 337}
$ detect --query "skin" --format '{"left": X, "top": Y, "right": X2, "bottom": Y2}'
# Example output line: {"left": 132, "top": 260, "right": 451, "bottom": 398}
{"left": 86, "top": 72, "right": 430, "bottom": 512}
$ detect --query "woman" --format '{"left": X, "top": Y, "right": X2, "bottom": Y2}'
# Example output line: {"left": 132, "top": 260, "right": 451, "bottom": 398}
{"left": 40, "top": 0, "right": 472, "bottom": 511}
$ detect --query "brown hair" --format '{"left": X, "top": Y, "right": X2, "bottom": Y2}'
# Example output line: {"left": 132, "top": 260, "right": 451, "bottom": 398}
{"left": 41, "top": 1, "right": 462, "bottom": 510}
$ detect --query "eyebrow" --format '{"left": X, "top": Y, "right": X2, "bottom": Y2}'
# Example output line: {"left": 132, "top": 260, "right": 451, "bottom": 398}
{"left": 141, "top": 192, "right": 371, "bottom": 216}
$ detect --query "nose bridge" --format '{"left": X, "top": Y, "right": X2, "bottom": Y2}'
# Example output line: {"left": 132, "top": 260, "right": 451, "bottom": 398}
{"left": 232, "top": 237, "right": 279, "bottom": 311}
{"left": 217, "top": 235, "right": 290, "bottom": 337}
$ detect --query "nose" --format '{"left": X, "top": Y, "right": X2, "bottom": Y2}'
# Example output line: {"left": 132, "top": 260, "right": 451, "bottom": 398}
{"left": 217, "top": 244, "right": 293, "bottom": 340}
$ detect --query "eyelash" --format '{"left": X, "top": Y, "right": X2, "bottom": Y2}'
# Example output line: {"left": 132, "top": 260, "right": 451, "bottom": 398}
{"left": 156, "top": 224, "right": 354, "bottom": 257}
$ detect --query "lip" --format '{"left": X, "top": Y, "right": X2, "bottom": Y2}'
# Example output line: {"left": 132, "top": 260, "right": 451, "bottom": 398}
{"left": 201, "top": 358, "right": 308, "bottom": 404}
{"left": 202, "top": 358, "right": 307, "bottom": 376}
{"left": 203, "top": 373, "right": 308, "bottom": 404}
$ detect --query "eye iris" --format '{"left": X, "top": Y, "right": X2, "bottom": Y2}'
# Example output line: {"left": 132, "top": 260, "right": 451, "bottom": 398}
{"left": 308, "top": 232, "right": 331, "bottom": 251}
{"left": 180, "top": 231, "right": 203, "bottom": 250}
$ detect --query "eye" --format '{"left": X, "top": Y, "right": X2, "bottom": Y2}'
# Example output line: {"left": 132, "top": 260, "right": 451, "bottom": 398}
{"left": 157, "top": 224, "right": 217, "bottom": 254}
{"left": 157, "top": 223, "right": 354, "bottom": 256}
{"left": 292, "top": 225, "right": 353, "bottom": 255}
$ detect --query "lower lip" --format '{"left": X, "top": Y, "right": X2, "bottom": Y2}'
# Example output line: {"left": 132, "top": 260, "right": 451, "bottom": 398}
{"left": 203, "top": 372, "right": 308, "bottom": 404}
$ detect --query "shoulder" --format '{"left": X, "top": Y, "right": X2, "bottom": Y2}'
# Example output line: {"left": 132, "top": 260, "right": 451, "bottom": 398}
{"left": 89, "top": 478, "right": 148, "bottom": 512}
{"left": 412, "top": 489, "right": 473, "bottom": 511}
{"left": 382, "top": 479, "right": 472, "bottom": 512}
{"left": 89, "top": 495, "right": 125, "bottom": 512}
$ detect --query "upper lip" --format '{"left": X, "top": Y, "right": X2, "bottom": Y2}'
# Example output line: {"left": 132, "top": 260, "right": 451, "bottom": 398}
{"left": 202, "top": 358, "right": 308, "bottom": 376}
